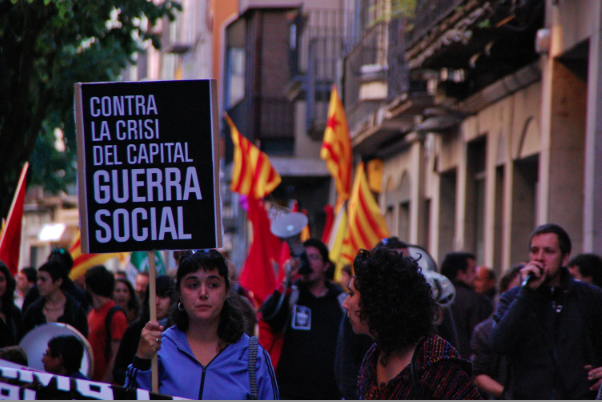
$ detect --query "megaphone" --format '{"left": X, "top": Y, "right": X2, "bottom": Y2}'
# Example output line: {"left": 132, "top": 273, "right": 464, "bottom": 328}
{"left": 422, "top": 271, "right": 456, "bottom": 307}
{"left": 271, "top": 212, "right": 312, "bottom": 274}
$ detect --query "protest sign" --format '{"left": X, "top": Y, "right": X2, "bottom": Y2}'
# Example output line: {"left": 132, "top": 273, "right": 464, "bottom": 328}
{"left": 74, "top": 80, "right": 222, "bottom": 253}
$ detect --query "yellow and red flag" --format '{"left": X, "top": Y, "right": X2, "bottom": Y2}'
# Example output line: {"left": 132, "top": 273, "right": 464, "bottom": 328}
{"left": 226, "top": 114, "right": 283, "bottom": 305}
{"left": 0, "top": 163, "right": 29, "bottom": 275}
{"left": 226, "top": 114, "right": 281, "bottom": 199}
{"left": 321, "top": 85, "right": 352, "bottom": 206}
{"left": 340, "top": 163, "right": 389, "bottom": 264}
{"left": 69, "top": 231, "right": 123, "bottom": 280}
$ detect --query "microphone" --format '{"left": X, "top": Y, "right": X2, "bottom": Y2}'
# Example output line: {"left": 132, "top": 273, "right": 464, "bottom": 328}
{"left": 521, "top": 273, "right": 535, "bottom": 288}
{"left": 522, "top": 267, "right": 543, "bottom": 288}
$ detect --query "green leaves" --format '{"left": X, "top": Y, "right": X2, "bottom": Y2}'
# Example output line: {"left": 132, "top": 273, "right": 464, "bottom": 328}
{"left": 0, "top": 0, "right": 179, "bottom": 215}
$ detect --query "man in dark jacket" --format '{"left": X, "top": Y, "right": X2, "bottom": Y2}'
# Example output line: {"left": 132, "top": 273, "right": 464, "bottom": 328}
{"left": 440, "top": 251, "right": 493, "bottom": 359}
{"left": 260, "top": 238, "right": 344, "bottom": 400}
{"left": 490, "top": 223, "right": 602, "bottom": 399}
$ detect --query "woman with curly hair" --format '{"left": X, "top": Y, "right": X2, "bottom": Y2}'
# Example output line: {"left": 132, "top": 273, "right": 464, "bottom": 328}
{"left": 345, "top": 247, "right": 481, "bottom": 399}
{"left": 125, "top": 249, "right": 279, "bottom": 399}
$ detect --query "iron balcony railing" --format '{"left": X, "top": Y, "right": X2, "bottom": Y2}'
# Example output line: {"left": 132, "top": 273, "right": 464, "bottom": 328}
{"left": 405, "top": 0, "right": 465, "bottom": 47}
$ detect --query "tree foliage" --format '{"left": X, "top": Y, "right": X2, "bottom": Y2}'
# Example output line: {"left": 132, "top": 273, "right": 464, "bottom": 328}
{"left": 0, "top": 0, "right": 179, "bottom": 216}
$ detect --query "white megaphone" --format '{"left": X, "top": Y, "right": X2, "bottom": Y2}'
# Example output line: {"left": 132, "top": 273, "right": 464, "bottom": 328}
{"left": 270, "top": 212, "right": 308, "bottom": 257}
{"left": 422, "top": 271, "right": 456, "bottom": 308}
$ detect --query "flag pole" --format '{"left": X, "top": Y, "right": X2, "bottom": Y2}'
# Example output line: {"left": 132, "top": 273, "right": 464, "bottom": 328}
{"left": 147, "top": 250, "right": 158, "bottom": 393}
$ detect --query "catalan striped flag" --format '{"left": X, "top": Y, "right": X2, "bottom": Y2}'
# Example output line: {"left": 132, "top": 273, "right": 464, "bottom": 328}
{"left": 69, "top": 231, "right": 123, "bottom": 280}
{"left": 340, "top": 162, "right": 389, "bottom": 264}
{"left": 226, "top": 114, "right": 281, "bottom": 199}
{"left": 321, "top": 85, "right": 352, "bottom": 205}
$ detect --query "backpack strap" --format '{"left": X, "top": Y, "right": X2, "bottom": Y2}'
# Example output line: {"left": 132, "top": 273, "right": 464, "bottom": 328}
{"left": 104, "top": 305, "right": 124, "bottom": 363}
{"left": 248, "top": 336, "right": 259, "bottom": 400}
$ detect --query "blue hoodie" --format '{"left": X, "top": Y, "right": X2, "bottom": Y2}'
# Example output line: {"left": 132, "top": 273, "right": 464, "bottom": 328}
{"left": 125, "top": 326, "right": 279, "bottom": 400}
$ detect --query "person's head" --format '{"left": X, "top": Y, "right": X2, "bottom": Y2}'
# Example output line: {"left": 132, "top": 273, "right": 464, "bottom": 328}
{"left": 0, "top": 346, "right": 28, "bottom": 366}
{"left": 114, "top": 278, "right": 139, "bottom": 315}
{"left": 42, "top": 335, "right": 84, "bottom": 375}
{"left": 0, "top": 262, "right": 15, "bottom": 311}
{"left": 84, "top": 265, "right": 114, "bottom": 298}
{"left": 140, "top": 275, "right": 176, "bottom": 323}
{"left": 135, "top": 272, "right": 150, "bottom": 301}
{"left": 172, "top": 250, "right": 243, "bottom": 345}
{"left": 568, "top": 253, "right": 602, "bottom": 288}
{"left": 499, "top": 263, "right": 525, "bottom": 294}
{"left": 474, "top": 266, "right": 496, "bottom": 296}
{"left": 379, "top": 237, "right": 410, "bottom": 256}
{"left": 340, "top": 265, "right": 353, "bottom": 292}
{"left": 302, "top": 238, "right": 333, "bottom": 285}
{"left": 37, "top": 260, "right": 68, "bottom": 298}
{"left": 114, "top": 271, "right": 127, "bottom": 281}
{"left": 17, "top": 267, "right": 37, "bottom": 294}
{"left": 344, "top": 247, "right": 438, "bottom": 364}
{"left": 440, "top": 252, "right": 477, "bottom": 286}
{"left": 47, "top": 248, "right": 74, "bottom": 273}
{"left": 528, "top": 224, "right": 571, "bottom": 284}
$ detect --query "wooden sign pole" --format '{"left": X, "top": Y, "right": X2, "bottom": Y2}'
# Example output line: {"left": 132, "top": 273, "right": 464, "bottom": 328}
{"left": 147, "top": 250, "right": 158, "bottom": 393}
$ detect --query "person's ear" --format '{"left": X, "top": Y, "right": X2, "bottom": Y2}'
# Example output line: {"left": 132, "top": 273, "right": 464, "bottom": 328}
{"left": 55, "top": 278, "right": 64, "bottom": 288}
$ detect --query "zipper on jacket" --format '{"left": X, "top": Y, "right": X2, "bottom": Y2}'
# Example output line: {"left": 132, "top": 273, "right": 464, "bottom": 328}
{"left": 198, "top": 367, "right": 207, "bottom": 399}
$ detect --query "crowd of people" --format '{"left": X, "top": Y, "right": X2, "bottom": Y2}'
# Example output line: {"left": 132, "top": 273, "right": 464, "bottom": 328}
{"left": 1, "top": 223, "right": 602, "bottom": 399}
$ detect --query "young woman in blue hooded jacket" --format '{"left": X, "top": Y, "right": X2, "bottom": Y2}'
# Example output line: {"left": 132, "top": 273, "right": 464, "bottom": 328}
{"left": 125, "top": 249, "right": 279, "bottom": 400}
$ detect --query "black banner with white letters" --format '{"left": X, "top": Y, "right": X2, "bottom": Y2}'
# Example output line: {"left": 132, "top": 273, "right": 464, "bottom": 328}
{"left": 0, "top": 366, "right": 183, "bottom": 400}
{"left": 74, "top": 80, "right": 222, "bottom": 253}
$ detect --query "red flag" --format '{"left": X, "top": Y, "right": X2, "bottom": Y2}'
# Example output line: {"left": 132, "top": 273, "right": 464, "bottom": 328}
{"left": 321, "top": 204, "right": 334, "bottom": 244}
{"left": 238, "top": 198, "right": 282, "bottom": 305}
{"left": 0, "top": 163, "right": 29, "bottom": 275}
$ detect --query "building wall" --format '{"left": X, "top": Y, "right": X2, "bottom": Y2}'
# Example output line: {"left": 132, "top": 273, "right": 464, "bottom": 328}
{"left": 378, "top": 81, "right": 544, "bottom": 273}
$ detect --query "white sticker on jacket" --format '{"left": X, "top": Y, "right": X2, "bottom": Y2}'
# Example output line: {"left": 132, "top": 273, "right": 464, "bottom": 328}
{"left": 291, "top": 305, "right": 311, "bottom": 330}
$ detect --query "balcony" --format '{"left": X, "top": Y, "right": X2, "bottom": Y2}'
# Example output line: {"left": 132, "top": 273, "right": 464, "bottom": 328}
{"left": 405, "top": 0, "right": 464, "bottom": 48}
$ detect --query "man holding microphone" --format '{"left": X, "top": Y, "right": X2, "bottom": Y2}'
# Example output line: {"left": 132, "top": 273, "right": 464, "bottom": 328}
{"left": 490, "top": 223, "right": 602, "bottom": 399}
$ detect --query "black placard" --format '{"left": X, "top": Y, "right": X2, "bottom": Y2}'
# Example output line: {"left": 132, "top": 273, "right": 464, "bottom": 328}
{"left": 74, "top": 80, "right": 222, "bottom": 253}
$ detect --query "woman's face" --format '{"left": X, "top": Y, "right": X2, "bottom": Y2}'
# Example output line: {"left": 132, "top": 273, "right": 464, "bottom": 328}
{"left": 179, "top": 267, "right": 228, "bottom": 325}
{"left": 38, "top": 271, "right": 60, "bottom": 297}
{"left": 0, "top": 271, "right": 7, "bottom": 298}
{"left": 113, "top": 281, "right": 131, "bottom": 308}
{"left": 343, "top": 277, "right": 371, "bottom": 337}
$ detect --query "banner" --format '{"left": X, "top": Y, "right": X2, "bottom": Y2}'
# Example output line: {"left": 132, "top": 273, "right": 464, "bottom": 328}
{"left": 74, "top": 80, "right": 222, "bottom": 253}
{"left": 0, "top": 364, "right": 185, "bottom": 400}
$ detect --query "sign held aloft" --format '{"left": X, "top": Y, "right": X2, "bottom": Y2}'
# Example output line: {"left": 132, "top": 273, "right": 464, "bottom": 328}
{"left": 75, "top": 80, "right": 222, "bottom": 254}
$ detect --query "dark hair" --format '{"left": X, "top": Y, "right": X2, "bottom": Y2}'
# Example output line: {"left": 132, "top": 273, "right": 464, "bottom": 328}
{"left": 115, "top": 278, "right": 140, "bottom": 317}
{"left": 568, "top": 253, "right": 602, "bottom": 288}
{"left": 48, "top": 335, "right": 84, "bottom": 372}
{"left": 172, "top": 250, "right": 244, "bottom": 345}
{"left": 48, "top": 248, "right": 74, "bottom": 272}
{"left": 20, "top": 267, "right": 37, "bottom": 284}
{"left": 304, "top": 238, "right": 334, "bottom": 279}
{"left": 529, "top": 223, "right": 572, "bottom": 256}
{"left": 379, "top": 237, "right": 409, "bottom": 251}
{"left": 499, "top": 263, "right": 525, "bottom": 293}
{"left": 0, "top": 262, "right": 16, "bottom": 316}
{"left": 304, "top": 238, "right": 333, "bottom": 265}
{"left": 342, "top": 265, "right": 353, "bottom": 276}
{"left": 140, "top": 275, "right": 176, "bottom": 323}
{"left": 0, "top": 346, "right": 28, "bottom": 366}
{"left": 440, "top": 252, "right": 476, "bottom": 281}
{"left": 85, "top": 265, "right": 115, "bottom": 298}
{"left": 353, "top": 247, "right": 438, "bottom": 364}
{"left": 38, "top": 260, "right": 68, "bottom": 285}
